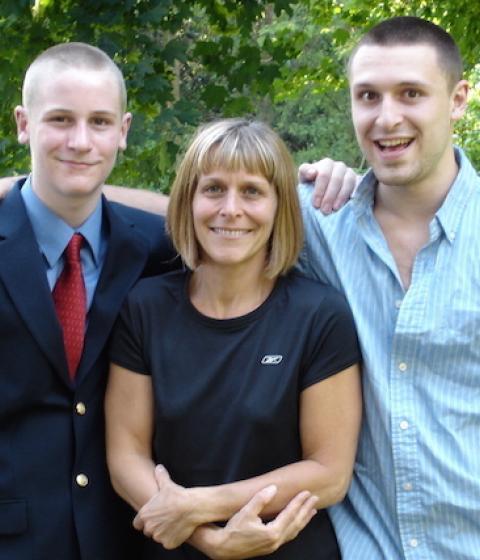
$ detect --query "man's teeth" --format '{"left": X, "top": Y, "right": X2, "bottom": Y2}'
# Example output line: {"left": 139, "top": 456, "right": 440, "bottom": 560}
{"left": 378, "top": 139, "right": 411, "bottom": 147}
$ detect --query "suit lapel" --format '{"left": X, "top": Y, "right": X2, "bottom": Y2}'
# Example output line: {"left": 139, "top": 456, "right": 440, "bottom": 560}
{"left": 76, "top": 199, "right": 150, "bottom": 382}
{"left": 0, "top": 185, "right": 70, "bottom": 382}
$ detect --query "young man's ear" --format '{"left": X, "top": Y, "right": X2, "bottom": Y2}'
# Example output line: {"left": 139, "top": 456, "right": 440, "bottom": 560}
{"left": 14, "top": 106, "right": 30, "bottom": 145}
{"left": 450, "top": 80, "right": 469, "bottom": 122}
{"left": 118, "top": 112, "right": 132, "bottom": 151}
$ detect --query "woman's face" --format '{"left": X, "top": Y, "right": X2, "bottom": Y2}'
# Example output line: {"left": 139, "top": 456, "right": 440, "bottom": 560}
{"left": 192, "top": 168, "right": 278, "bottom": 270}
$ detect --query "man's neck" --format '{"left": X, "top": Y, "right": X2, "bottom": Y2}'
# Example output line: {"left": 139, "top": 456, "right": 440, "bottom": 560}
{"left": 31, "top": 184, "right": 103, "bottom": 228}
{"left": 372, "top": 152, "right": 459, "bottom": 289}
{"left": 374, "top": 146, "right": 459, "bottom": 223}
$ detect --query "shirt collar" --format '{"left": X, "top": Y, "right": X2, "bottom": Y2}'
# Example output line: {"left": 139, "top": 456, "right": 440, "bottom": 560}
{"left": 21, "top": 176, "right": 104, "bottom": 267}
{"left": 350, "top": 168, "right": 376, "bottom": 219}
{"left": 351, "top": 147, "right": 480, "bottom": 243}
{"left": 435, "top": 147, "right": 479, "bottom": 242}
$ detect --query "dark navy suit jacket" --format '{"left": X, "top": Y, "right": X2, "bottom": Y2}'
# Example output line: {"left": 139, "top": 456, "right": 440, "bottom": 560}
{"left": 0, "top": 181, "right": 178, "bottom": 559}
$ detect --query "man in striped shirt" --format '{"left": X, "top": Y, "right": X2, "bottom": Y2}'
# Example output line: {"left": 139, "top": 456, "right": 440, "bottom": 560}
{"left": 299, "top": 16, "right": 480, "bottom": 559}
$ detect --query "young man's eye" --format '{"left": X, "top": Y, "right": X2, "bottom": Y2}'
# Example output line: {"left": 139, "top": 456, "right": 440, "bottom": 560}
{"left": 359, "top": 91, "right": 378, "bottom": 101}
{"left": 404, "top": 89, "right": 420, "bottom": 99}
{"left": 49, "top": 115, "right": 68, "bottom": 123}
{"left": 92, "top": 117, "right": 110, "bottom": 126}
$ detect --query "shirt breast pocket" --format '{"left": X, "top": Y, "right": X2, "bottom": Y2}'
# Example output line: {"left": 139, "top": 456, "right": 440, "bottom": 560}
{"left": 440, "top": 270, "right": 480, "bottom": 353}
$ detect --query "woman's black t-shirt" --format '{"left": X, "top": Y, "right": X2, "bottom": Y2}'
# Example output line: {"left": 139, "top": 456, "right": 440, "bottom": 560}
{"left": 110, "top": 270, "right": 360, "bottom": 559}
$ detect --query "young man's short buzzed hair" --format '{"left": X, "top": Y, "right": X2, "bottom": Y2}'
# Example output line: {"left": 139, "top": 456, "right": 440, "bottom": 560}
{"left": 348, "top": 16, "right": 463, "bottom": 91}
{"left": 23, "top": 42, "right": 127, "bottom": 111}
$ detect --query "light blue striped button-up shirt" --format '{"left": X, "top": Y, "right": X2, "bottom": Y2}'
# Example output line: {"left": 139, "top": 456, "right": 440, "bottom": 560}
{"left": 298, "top": 148, "right": 480, "bottom": 559}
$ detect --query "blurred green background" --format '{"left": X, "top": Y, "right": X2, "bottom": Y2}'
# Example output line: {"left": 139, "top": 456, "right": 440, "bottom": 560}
{"left": 1, "top": 0, "right": 478, "bottom": 192}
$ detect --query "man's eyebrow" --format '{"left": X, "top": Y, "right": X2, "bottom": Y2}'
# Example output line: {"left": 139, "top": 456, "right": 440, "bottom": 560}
{"left": 90, "top": 110, "right": 118, "bottom": 116}
{"left": 44, "top": 108, "right": 118, "bottom": 115}
{"left": 352, "top": 80, "right": 429, "bottom": 89}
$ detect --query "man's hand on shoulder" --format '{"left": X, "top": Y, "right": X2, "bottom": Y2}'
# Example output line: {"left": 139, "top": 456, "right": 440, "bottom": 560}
{"left": 298, "top": 158, "right": 360, "bottom": 214}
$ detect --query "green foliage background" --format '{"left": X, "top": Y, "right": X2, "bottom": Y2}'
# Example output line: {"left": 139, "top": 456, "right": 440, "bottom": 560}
{"left": 0, "top": 0, "right": 478, "bottom": 192}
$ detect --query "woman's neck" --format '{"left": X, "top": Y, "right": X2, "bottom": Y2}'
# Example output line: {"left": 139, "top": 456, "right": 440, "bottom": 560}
{"left": 189, "top": 263, "right": 276, "bottom": 319}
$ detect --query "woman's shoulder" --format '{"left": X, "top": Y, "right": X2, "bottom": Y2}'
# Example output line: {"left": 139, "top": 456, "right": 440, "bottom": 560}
{"left": 127, "top": 269, "right": 188, "bottom": 307}
{"left": 283, "top": 271, "right": 349, "bottom": 311}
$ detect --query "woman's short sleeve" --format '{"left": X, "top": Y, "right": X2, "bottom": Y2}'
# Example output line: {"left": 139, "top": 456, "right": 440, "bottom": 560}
{"left": 300, "top": 289, "right": 360, "bottom": 390}
{"left": 109, "top": 293, "right": 150, "bottom": 375}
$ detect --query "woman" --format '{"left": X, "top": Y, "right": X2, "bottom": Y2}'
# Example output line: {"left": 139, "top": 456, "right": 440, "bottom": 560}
{"left": 105, "top": 118, "right": 361, "bottom": 559}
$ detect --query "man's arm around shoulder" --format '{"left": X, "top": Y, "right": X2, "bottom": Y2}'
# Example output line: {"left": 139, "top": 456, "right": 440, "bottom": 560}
{"left": 0, "top": 176, "right": 169, "bottom": 217}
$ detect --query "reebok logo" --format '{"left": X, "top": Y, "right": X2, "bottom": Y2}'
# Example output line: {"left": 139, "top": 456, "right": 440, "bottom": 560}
{"left": 261, "top": 355, "right": 283, "bottom": 365}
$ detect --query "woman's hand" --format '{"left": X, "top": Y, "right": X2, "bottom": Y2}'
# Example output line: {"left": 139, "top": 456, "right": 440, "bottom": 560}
{"left": 133, "top": 465, "right": 205, "bottom": 549}
{"left": 193, "top": 486, "right": 318, "bottom": 559}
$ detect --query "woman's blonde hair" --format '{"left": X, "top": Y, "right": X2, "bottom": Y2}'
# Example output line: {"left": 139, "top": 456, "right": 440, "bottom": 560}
{"left": 167, "top": 118, "right": 303, "bottom": 278}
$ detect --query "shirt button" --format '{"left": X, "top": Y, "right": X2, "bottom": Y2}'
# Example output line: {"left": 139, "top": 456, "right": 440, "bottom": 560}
{"left": 75, "top": 402, "right": 86, "bottom": 415}
{"left": 403, "top": 482, "right": 413, "bottom": 491}
{"left": 395, "top": 299, "right": 402, "bottom": 309}
{"left": 398, "top": 362, "right": 408, "bottom": 372}
{"left": 409, "top": 538, "right": 419, "bottom": 548}
{"left": 400, "top": 420, "right": 409, "bottom": 430}
{"left": 75, "top": 473, "right": 89, "bottom": 487}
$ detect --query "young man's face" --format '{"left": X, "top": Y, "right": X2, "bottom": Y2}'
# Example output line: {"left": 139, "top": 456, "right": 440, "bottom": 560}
{"left": 349, "top": 43, "right": 467, "bottom": 191}
{"left": 15, "top": 65, "right": 131, "bottom": 213}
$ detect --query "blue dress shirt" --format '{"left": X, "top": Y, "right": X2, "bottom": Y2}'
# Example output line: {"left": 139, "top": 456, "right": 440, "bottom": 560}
{"left": 298, "top": 148, "right": 480, "bottom": 559}
{"left": 21, "top": 177, "right": 107, "bottom": 310}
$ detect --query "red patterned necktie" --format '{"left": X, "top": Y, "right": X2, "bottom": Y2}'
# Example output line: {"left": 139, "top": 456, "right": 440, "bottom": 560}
{"left": 53, "top": 233, "right": 86, "bottom": 379}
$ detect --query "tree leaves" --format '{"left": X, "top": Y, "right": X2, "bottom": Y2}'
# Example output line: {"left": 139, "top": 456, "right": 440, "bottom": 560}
{"left": 0, "top": 0, "right": 478, "bottom": 190}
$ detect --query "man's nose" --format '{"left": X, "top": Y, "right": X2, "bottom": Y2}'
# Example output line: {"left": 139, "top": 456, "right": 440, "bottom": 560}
{"left": 67, "top": 122, "right": 92, "bottom": 151}
{"left": 376, "top": 97, "right": 403, "bottom": 130}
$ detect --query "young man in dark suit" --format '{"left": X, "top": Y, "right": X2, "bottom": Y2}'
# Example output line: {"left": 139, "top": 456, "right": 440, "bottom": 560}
{"left": 0, "top": 42, "right": 176, "bottom": 560}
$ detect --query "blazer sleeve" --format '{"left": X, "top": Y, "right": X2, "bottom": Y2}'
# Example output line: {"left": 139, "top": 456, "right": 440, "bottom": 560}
{"left": 110, "top": 202, "right": 182, "bottom": 277}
